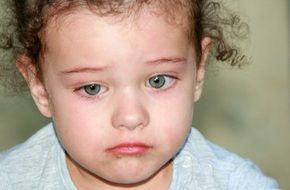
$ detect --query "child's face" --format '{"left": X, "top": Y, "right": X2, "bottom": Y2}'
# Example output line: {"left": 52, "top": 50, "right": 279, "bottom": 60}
{"left": 25, "top": 8, "right": 208, "bottom": 188}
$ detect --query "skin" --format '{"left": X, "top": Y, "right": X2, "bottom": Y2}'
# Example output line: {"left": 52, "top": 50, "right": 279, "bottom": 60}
{"left": 17, "top": 7, "right": 210, "bottom": 190}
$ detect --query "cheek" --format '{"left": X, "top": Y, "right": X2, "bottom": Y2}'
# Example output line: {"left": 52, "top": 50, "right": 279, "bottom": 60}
{"left": 159, "top": 105, "right": 193, "bottom": 139}
{"left": 48, "top": 94, "right": 109, "bottom": 154}
{"left": 150, "top": 90, "right": 194, "bottom": 150}
{"left": 49, "top": 86, "right": 104, "bottom": 126}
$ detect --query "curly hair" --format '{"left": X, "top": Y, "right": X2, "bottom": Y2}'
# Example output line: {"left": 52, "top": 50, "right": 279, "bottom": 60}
{"left": 0, "top": 0, "right": 249, "bottom": 94}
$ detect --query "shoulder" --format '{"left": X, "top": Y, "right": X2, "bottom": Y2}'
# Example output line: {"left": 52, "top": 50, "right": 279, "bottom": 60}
{"left": 0, "top": 123, "right": 56, "bottom": 165}
{"left": 0, "top": 123, "right": 59, "bottom": 188}
{"left": 206, "top": 141, "right": 279, "bottom": 189}
{"left": 178, "top": 128, "right": 280, "bottom": 189}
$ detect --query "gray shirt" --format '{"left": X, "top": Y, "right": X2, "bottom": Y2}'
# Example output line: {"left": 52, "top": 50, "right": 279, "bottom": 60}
{"left": 0, "top": 123, "right": 279, "bottom": 189}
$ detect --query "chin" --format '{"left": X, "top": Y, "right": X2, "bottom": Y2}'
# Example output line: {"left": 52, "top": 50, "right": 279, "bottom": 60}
{"left": 117, "top": 172, "right": 152, "bottom": 183}
{"left": 106, "top": 159, "right": 172, "bottom": 187}
{"left": 103, "top": 169, "right": 156, "bottom": 187}
{"left": 108, "top": 177, "right": 152, "bottom": 188}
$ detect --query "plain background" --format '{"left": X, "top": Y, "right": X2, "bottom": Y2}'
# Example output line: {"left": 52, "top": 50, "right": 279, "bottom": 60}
{"left": 0, "top": 0, "right": 289, "bottom": 189}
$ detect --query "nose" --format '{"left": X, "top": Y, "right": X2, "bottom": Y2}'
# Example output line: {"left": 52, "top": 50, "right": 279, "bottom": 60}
{"left": 111, "top": 92, "right": 149, "bottom": 130}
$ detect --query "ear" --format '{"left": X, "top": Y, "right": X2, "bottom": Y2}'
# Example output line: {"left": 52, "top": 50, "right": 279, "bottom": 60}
{"left": 193, "top": 37, "right": 211, "bottom": 102}
{"left": 16, "top": 55, "right": 52, "bottom": 118}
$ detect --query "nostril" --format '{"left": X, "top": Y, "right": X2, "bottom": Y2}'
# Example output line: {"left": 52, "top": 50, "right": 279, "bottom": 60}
{"left": 111, "top": 104, "right": 149, "bottom": 130}
{"left": 113, "top": 113, "right": 147, "bottom": 130}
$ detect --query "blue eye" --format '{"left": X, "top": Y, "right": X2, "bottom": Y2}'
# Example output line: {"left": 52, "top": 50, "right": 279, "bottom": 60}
{"left": 83, "top": 84, "right": 101, "bottom": 95}
{"left": 147, "top": 75, "right": 174, "bottom": 89}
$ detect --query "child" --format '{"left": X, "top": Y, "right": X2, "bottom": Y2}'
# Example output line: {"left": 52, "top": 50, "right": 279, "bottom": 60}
{"left": 0, "top": 0, "right": 279, "bottom": 189}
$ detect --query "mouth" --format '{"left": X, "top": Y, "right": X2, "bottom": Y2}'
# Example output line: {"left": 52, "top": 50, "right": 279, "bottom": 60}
{"left": 106, "top": 142, "right": 151, "bottom": 156}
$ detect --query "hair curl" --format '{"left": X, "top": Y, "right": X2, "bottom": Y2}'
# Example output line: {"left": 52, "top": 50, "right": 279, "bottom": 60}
{"left": 0, "top": 0, "right": 249, "bottom": 94}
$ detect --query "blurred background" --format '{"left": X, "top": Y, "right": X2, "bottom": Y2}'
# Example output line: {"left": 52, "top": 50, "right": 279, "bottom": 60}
{"left": 0, "top": 0, "right": 289, "bottom": 189}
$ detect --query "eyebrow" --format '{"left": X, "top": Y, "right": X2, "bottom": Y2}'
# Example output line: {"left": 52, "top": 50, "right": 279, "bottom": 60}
{"left": 146, "top": 57, "right": 187, "bottom": 65}
{"left": 59, "top": 57, "right": 186, "bottom": 76}
{"left": 59, "top": 66, "right": 109, "bottom": 75}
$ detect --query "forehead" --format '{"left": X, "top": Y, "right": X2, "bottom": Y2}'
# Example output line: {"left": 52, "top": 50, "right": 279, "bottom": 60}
{"left": 41, "top": 7, "right": 192, "bottom": 61}
{"left": 41, "top": 2, "right": 191, "bottom": 42}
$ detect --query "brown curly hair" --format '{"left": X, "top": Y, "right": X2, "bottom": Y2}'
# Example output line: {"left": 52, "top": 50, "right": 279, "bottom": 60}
{"left": 0, "top": 0, "right": 249, "bottom": 94}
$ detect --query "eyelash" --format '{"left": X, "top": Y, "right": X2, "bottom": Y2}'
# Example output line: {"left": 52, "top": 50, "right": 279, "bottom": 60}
{"left": 74, "top": 74, "right": 178, "bottom": 99}
{"left": 145, "top": 74, "right": 177, "bottom": 90}
{"left": 74, "top": 83, "right": 108, "bottom": 100}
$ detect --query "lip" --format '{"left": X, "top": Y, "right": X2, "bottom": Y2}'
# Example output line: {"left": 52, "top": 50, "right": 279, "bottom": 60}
{"left": 106, "top": 142, "right": 151, "bottom": 156}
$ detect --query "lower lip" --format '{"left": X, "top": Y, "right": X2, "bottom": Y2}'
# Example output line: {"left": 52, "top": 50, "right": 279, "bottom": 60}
{"left": 107, "top": 144, "right": 150, "bottom": 155}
